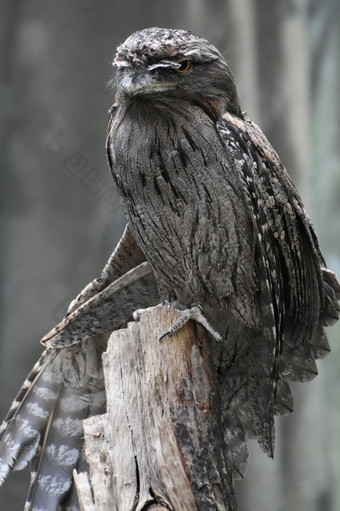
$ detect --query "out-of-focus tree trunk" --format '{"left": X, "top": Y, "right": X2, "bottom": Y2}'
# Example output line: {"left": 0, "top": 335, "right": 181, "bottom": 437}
{"left": 310, "top": 1, "right": 340, "bottom": 510}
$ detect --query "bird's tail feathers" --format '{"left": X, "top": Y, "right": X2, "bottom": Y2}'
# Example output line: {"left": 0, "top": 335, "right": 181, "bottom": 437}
{"left": 0, "top": 338, "right": 106, "bottom": 510}
{"left": 0, "top": 349, "right": 61, "bottom": 484}
{"left": 221, "top": 267, "right": 340, "bottom": 479}
{"left": 25, "top": 362, "right": 105, "bottom": 511}
{"left": 279, "top": 267, "right": 339, "bottom": 386}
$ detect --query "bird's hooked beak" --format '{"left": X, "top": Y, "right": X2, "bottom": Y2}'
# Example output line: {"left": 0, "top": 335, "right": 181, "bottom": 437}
{"left": 118, "top": 71, "right": 156, "bottom": 96}
{"left": 114, "top": 59, "right": 179, "bottom": 97}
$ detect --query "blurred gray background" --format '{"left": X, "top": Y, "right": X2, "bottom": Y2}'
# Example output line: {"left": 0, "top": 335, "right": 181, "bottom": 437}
{"left": 0, "top": 1, "right": 339, "bottom": 510}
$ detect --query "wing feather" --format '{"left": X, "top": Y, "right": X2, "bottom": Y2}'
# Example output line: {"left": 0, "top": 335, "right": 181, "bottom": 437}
{"left": 216, "top": 112, "right": 338, "bottom": 457}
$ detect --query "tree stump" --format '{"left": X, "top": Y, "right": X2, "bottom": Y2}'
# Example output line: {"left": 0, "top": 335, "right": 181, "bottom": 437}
{"left": 74, "top": 305, "right": 236, "bottom": 510}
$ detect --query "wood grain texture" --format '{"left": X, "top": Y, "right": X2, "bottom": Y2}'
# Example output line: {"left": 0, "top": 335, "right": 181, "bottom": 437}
{"left": 77, "top": 305, "right": 236, "bottom": 510}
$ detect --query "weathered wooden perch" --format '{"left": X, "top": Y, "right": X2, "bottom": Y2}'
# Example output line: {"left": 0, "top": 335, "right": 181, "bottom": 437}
{"left": 74, "top": 305, "right": 236, "bottom": 510}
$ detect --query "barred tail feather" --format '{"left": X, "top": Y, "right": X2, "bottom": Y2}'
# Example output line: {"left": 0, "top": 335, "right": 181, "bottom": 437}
{"left": 25, "top": 371, "right": 105, "bottom": 510}
{"left": 0, "top": 336, "right": 107, "bottom": 510}
{"left": 0, "top": 349, "right": 61, "bottom": 483}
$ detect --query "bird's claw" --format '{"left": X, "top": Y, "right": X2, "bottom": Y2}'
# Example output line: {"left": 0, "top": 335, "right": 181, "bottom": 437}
{"left": 133, "top": 304, "right": 222, "bottom": 343}
{"left": 133, "top": 307, "right": 153, "bottom": 321}
{"left": 158, "top": 304, "right": 223, "bottom": 343}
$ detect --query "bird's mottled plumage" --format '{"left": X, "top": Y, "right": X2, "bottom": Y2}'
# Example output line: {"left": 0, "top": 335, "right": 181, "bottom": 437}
{"left": 0, "top": 340, "right": 106, "bottom": 509}
{"left": 107, "top": 27, "right": 340, "bottom": 466}
{"left": 0, "top": 27, "right": 339, "bottom": 510}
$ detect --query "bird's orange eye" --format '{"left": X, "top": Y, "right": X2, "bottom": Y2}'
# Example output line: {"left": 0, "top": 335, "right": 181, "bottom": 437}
{"left": 178, "top": 59, "right": 192, "bottom": 72}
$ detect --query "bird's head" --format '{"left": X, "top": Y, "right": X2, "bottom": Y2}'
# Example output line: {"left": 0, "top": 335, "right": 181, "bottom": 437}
{"left": 112, "top": 27, "right": 243, "bottom": 118}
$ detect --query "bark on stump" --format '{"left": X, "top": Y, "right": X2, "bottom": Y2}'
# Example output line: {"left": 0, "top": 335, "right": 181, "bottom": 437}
{"left": 74, "top": 305, "right": 236, "bottom": 510}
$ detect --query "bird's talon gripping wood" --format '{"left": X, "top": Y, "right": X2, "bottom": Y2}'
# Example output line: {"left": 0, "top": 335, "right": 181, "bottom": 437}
{"left": 158, "top": 305, "right": 223, "bottom": 343}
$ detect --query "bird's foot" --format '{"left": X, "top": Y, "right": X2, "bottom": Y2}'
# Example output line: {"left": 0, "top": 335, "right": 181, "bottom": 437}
{"left": 133, "top": 306, "right": 155, "bottom": 321}
{"left": 133, "top": 303, "right": 222, "bottom": 343}
{"left": 159, "top": 303, "right": 223, "bottom": 343}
